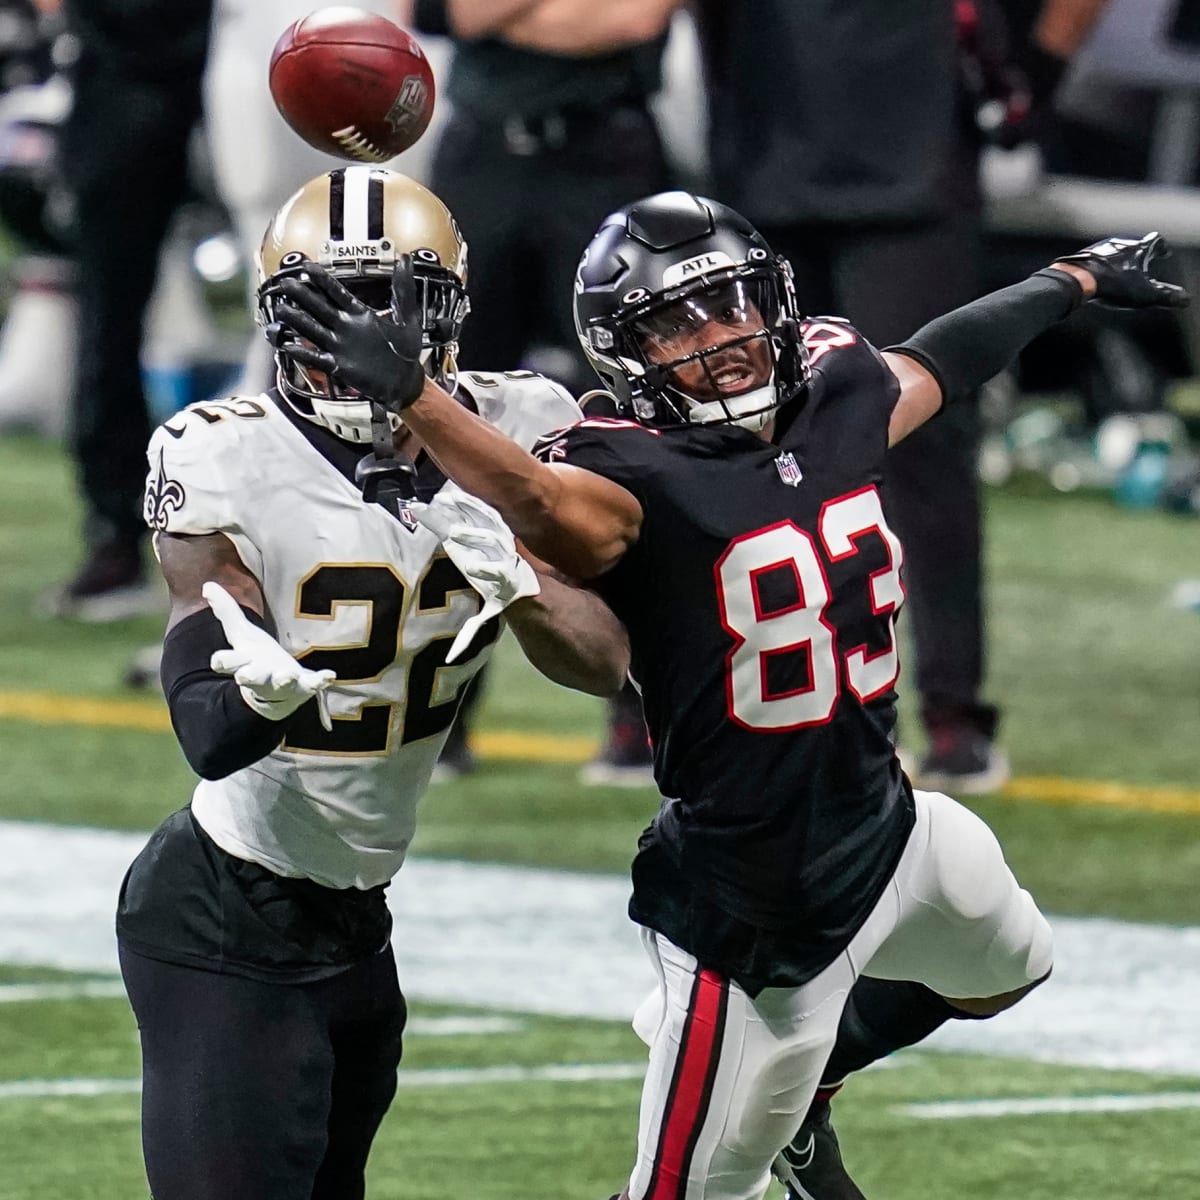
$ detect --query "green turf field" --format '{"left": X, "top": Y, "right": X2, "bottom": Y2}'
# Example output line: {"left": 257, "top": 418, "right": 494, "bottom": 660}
{"left": 1, "top": 434, "right": 1198, "bottom": 1198}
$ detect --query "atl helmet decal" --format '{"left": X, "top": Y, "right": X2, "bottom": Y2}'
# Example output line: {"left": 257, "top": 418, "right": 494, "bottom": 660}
{"left": 660, "top": 250, "right": 737, "bottom": 289}
{"left": 143, "top": 448, "right": 186, "bottom": 531}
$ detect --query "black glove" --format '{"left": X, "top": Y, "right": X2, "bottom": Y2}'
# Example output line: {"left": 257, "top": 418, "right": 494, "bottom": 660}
{"left": 1054, "top": 233, "right": 1190, "bottom": 310}
{"left": 271, "top": 255, "right": 426, "bottom": 413}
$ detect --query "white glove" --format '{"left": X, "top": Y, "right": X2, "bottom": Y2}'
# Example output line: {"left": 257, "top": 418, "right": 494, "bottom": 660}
{"left": 202, "top": 581, "right": 335, "bottom": 730}
{"left": 409, "top": 483, "right": 541, "bottom": 664}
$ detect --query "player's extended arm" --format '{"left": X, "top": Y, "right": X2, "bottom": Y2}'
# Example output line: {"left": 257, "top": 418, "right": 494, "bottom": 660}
{"left": 509, "top": 564, "right": 631, "bottom": 696}
{"left": 406, "top": 378, "right": 640, "bottom": 578}
{"left": 156, "top": 532, "right": 332, "bottom": 779}
{"left": 270, "top": 258, "right": 643, "bottom": 580}
{"left": 411, "top": 485, "right": 630, "bottom": 694}
{"left": 882, "top": 233, "right": 1189, "bottom": 445}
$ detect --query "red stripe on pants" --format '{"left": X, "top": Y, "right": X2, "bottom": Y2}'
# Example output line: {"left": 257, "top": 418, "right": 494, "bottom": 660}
{"left": 649, "top": 968, "right": 726, "bottom": 1200}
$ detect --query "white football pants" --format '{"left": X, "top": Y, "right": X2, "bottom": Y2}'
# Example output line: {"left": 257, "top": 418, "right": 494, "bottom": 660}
{"left": 626, "top": 788, "right": 1054, "bottom": 1200}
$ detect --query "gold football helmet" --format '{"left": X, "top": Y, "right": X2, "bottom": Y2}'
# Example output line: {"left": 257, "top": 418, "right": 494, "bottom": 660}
{"left": 257, "top": 166, "right": 469, "bottom": 442}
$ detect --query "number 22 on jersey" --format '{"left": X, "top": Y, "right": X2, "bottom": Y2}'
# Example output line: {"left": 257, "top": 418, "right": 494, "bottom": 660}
{"left": 715, "top": 486, "right": 903, "bottom": 730}
{"left": 282, "top": 557, "right": 498, "bottom": 755}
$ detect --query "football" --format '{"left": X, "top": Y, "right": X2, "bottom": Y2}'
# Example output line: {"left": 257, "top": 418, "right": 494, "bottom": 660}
{"left": 269, "top": 7, "right": 435, "bottom": 163}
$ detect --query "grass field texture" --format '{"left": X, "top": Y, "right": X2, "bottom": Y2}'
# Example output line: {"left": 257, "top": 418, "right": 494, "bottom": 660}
{"left": 1, "top": 434, "right": 1198, "bottom": 1198}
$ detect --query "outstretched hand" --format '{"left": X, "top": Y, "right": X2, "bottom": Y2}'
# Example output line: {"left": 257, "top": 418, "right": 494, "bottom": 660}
{"left": 203, "top": 581, "right": 336, "bottom": 730}
{"left": 408, "top": 484, "right": 541, "bottom": 664}
{"left": 268, "top": 256, "right": 427, "bottom": 413}
{"left": 1053, "top": 233, "right": 1190, "bottom": 310}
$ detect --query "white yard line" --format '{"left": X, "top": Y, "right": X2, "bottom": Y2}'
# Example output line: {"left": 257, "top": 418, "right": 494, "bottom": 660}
{"left": 407, "top": 1016, "right": 527, "bottom": 1036}
{"left": 1, "top": 820, "right": 1199, "bottom": 1076}
{"left": 0, "top": 1078, "right": 139, "bottom": 1099}
{"left": 0, "top": 981, "right": 523, "bottom": 1037}
{"left": 0, "top": 1062, "right": 645, "bottom": 1102}
{"left": 902, "top": 1092, "right": 1200, "bottom": 1119}
{"left": 0, "top": 980, "right": 127, "bottom": 1003}
{"left": 393, "top": 1062, "right": 645, "bottom": 1088}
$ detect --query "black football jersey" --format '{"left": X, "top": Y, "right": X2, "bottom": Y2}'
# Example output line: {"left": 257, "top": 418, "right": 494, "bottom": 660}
{"left": 537, "top": 320, "right": 917, "bottom": 989}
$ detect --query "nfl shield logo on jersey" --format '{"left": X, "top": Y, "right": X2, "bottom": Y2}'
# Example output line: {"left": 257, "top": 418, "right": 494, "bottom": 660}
{"left": 775, "top": 452, "right": 803, "bottom": 486}
{"left": 394, "top": 499, "right": 420, "bottom": 533}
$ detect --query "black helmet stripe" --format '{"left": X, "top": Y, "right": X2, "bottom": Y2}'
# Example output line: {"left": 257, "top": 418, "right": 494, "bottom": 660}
{"left": 367, "top": 171, "right": 384, "bottom": 240}
{"left": 328, "top": 168, "right": 345, "bottom": 240}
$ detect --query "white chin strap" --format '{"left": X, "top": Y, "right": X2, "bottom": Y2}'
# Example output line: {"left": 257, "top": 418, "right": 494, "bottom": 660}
{"left": 307, "top": 397, "right": 403, "bottom": 444}
{"left": 282, "top": 345, "right": 446, "bottom": 444}
{"left": 685, "top": 383, "right": 778, "bottom": 431}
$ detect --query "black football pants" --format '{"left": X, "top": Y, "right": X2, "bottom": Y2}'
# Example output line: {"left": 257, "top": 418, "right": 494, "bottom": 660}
{"left": 60, "top": 0, "right": 211, "bottom": 550}
{"left": 431, "top": 104, "right": 672, "bottom": 395}
{"left": 119, "top": 942, "right": 406, "bottom": 1200}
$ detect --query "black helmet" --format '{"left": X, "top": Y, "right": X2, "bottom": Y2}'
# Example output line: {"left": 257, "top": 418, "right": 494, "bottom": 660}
{"left": 573, "top": 191, "right": 809, "bottom": 429}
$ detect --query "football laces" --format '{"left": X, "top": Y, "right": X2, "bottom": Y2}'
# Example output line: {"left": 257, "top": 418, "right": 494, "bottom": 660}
{"left": 332, "top": 126, "right": 389, "bottom": 163}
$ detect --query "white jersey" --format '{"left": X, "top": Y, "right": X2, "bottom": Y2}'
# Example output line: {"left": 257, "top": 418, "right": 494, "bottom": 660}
{"left": 143, "top": 374, "right": 581, "bottom": 890}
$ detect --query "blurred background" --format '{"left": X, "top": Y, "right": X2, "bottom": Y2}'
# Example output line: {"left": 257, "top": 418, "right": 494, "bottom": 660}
{"left": 0, "top": 1, "right": 1197, "bottom": 1197}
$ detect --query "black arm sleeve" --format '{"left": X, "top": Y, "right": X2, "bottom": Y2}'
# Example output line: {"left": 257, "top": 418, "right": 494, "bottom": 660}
{"left": 886, "top": 269, "right": 1084, "bottom": 405}
{"left": 412, "top": 0, "right": 451, "bottom": 35}
{"left": 160, "top": 607, "right": 293, "bottom": 781}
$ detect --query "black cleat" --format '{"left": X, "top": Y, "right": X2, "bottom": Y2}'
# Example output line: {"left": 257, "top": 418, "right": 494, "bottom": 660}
{"left": 911, "top": 725, "right": 1010, "bottom": 796}
{"left": 40, "top": 537, "right": 159, "bottom": 622}
{"left": 773, "top": 1101, "right": 866, "bottom": 1200}
{"left": 579, "top": 713, "right": 654, "bottom": 787}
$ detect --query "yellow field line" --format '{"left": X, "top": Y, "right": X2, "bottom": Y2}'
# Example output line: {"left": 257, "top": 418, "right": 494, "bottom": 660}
{"left": 1001, "top": 775, "right": 1200, "bottom": 815}
{"left": 0, "top": 692, "right": 171, "bottom": 733}
{"left": 0, "top": 692, "right": 599, "bottom": 760}
{"left": 1, "top": 691, "right": 1197, "bottom": 813}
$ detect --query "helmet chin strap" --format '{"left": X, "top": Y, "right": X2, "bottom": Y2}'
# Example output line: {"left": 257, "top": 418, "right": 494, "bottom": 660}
{"left": 355, "top": 401, "right": 417, "bottom": 515}
{"left": 684, "top": 382, "right": 778, "bottom": 431}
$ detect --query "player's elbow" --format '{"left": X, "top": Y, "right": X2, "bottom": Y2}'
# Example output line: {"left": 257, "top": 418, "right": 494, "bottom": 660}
{"left": 505, "top": 467, "right": 639, "bottom": 580}
{"left": 525, "top": 527, "right": 631, "bottom": 582}
{"left": 180, "top": 740, "right": 241, "bottom": 782}
{"left": 593, "top": 650, "right": 632, "bottom": 698}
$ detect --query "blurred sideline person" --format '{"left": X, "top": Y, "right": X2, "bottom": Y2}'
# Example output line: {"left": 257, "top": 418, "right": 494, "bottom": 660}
{"left": 272, "top": 191, "right": 1185, "bottom": 1200}
{"left": 0, "top": 0, "right": 74, "bottom": 438}
{"left": 41, "top": 0, "right": 213, "bottom": 620}
{"left": 117, "top": 167, "right": 628, "bottom": 1200}
{"left": 38, "top": 0, "right": 429, "bottom": 624}
{"left": 401, "top": 0, "right": 682, "bottom": 783}
{"left": 694, "top": 0, "right": 1111, "bottom": 795}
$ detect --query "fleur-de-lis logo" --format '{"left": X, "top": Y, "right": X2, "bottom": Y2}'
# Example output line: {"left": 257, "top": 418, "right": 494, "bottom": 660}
{"left": 143, "top": 448, "right": 186, "bottom": 531}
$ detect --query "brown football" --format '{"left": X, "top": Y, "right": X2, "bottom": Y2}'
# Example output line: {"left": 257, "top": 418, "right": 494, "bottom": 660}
{"left": 269, "top": 7, "right": 435, "bottom": 163}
